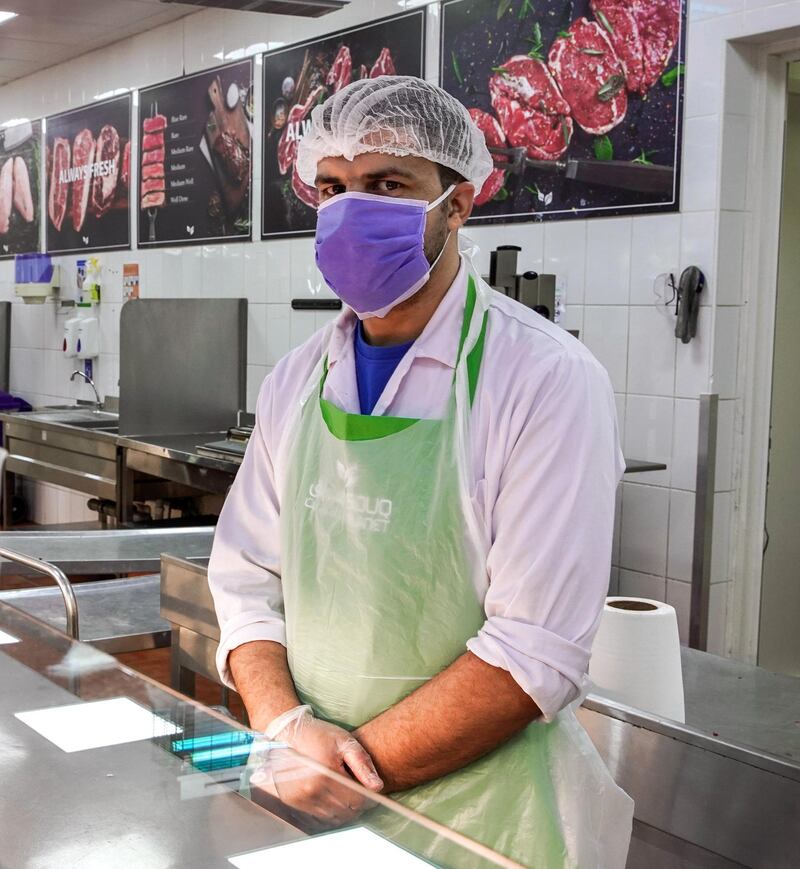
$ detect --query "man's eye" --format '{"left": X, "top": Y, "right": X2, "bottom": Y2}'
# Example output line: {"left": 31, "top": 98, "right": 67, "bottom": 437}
{"left": 373, "top": 180, "right": 402, "bottom": 193}
{"left": 321, "top": 185, "right": 346, "bottom": 198}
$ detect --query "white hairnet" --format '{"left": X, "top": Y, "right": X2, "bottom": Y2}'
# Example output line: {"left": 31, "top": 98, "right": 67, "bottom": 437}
{"left": 296, "top": 76, "right": 493, "bottom": 191}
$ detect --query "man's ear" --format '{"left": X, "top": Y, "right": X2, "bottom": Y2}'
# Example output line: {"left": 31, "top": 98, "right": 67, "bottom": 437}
{"left": 448, "top": 181, "right": 475, "bottom": 230}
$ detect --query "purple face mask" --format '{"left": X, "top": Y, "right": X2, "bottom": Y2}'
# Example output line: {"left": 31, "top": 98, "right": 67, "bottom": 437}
{"left": 314, "top": 186, "right": 454, "bottom": 319}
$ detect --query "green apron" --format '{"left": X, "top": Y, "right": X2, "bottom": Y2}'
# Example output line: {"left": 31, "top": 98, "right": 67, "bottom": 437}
{"left": 279, "top": 273, "right": 633, "bottom": 868}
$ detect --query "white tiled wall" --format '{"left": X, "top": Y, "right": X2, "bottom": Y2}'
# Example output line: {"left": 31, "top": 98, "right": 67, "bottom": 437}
{"left": 2, "top": 0, "right": 799, "bottom": 647}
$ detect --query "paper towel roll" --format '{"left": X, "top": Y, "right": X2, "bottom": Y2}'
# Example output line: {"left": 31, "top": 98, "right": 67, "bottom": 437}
{"left": 588, "top": 596, "right": 685, "bottom": 722}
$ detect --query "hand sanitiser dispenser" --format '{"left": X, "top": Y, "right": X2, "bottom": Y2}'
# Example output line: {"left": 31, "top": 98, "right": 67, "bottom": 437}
{"left": 76, "top": 317, "right": 99, "bottom": 360}
{"left": 63, "top": 317, "right": 80, "bottom": 357}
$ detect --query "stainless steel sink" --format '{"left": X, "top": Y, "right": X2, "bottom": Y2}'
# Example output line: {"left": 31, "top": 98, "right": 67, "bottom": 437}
{"left": 0, "top": 408, "right": 122, "bottom": 517}
{"left": 28, "top": 410, "right": 119, "bottom": 427}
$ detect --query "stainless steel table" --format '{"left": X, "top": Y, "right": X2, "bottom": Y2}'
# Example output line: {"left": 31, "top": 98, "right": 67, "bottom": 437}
{"left": 0, "top": 575, "right": 169, "bottom": 653}
{"left": 0, "top": 527, "right": 213, "bottom": 576}
{"left": 118, "top": 433, "right": 240, "bottom": 524}
{"left": 580, "top": 651, "right": 800, "bottom": 869}
{"left": 0, "top": 604, "right": 514, "bottom": 869}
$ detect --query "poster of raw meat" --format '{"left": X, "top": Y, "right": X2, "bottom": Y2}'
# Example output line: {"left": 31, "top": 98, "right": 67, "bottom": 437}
{"left": 261, "top": 10, "right": 426, "bottom": 239}
{"left": 441, "top": 0, "right": 685, "bottom": 222}
{"left": 138, "top": 60, "right": 253, "bottom": 248}
{"left": 45, "top": 96, "right": 131, "bottom": 254}
{"left": 0, "top": 119, "right": 41, "bottom": 260}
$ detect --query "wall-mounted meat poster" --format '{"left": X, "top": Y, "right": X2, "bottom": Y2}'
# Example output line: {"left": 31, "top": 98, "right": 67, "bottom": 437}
{"left": 0, "top": 119, "right": 41, "bottom": 260}
{"left": 441, "top": 0, "right": 685, "bottom": 222}
{"left": 138, "top": 60, "right": 253, "bottom": 248}
{"left": 45, "top": 96, "right": 131, "bottom": 254}
{"left": 261, "top": 9, "right": 426, "bottom": 239}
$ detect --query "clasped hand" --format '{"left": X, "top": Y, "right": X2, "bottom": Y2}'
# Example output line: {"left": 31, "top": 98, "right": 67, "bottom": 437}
{"left": 248, "top": 705, "right": 383, "bottom": 830}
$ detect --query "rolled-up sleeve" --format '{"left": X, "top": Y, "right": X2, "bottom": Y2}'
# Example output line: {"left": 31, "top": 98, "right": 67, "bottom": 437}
{"left": 466, "top": 351, "right": 624, "bottom": 721}
{"left": 208, "top": 375, "right": 286, "bottom": 689}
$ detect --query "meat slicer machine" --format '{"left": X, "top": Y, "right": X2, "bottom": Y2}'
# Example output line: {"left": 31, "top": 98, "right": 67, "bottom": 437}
{"left": 486, "top": 245, "right": 556, "bottom": 320}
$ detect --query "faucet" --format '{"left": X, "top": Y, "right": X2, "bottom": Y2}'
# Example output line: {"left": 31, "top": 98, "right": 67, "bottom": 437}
{"left": 70, "top": 369, "right": 102, "bottom": 409}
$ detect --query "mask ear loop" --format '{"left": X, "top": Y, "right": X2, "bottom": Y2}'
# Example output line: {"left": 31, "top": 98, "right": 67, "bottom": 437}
{"left": 426, "top": 183, "right": 457, "bottom": 272}
{"left": 425, "top": 183, "right": 457, "bottom": 212}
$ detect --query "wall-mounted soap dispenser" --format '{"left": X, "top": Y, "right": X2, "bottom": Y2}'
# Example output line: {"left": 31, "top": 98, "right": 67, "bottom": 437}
{"left": 76, "top": 317, "right": 99, "bottom": 359}
{"left": 62, "top": 316, "right": 80, "bottom": 357}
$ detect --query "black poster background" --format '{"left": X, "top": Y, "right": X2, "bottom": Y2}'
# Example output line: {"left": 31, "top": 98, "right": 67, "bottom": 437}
{"left": 0, "top": 119, "right": 41, "bottom": 260}
{"left": 138, "top": 60, "right": 253, "bottom": 248}
{"left": 261, "top": 10, "right": 426, "bottom": 239}
{"left": 45, "top": 95, "right": 131, "bottom": 254}
{"left": 441, "top": 0, "right": 686, "bottom": 223}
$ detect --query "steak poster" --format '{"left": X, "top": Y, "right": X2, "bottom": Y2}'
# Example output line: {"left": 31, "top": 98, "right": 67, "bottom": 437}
{"left": 442, "top": 0, "right": 685, "bottom": 222}
{"left": 262, "top": 10, "right": 425, "bottom": 239}
{"left": 138, "top": 60, "right": 253, "bottom": 248}
{"left": 45, "top": 96, "right": 131, "bottom": 254}
{"left": 0, "top": 119, "right": 41, "bottom": 260}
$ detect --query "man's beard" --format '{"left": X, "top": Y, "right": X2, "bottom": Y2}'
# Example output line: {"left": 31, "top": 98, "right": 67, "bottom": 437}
{"left": 423, "top": 204, "right": 450, "bottom": 268}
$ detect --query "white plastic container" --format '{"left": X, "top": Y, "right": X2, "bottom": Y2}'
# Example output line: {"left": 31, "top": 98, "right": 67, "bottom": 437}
{"left": 76, "top": 317, "right": 99, "bottom": 359}
{"left": 62, "top": 316, "right": 81, "bottom": 357}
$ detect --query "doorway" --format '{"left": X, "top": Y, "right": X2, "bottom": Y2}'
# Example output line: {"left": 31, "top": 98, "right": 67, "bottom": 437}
{"left": 759, "top": 61, "right": 800, "bottom": 676}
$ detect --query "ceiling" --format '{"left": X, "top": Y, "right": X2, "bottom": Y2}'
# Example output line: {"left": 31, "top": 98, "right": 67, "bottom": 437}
{"left": 0, "top": 0, "right": 201, "bottom": 87}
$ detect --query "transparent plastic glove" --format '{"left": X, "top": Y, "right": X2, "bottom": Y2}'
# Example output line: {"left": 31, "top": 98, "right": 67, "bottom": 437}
{"left": 248, "top": 705, "right": 383, "bottom": 829}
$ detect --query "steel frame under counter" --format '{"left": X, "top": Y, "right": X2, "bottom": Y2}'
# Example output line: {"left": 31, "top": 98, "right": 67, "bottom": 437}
{"left": 1, "top": 411, "right": 120, "bottom": 525}
{"left": 118, "top": 432, "right": 240, "bottom": 524}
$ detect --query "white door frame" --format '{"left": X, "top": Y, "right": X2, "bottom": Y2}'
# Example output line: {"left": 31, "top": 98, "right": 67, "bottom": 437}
{"left": 730, "top": 40, "right": 800, "bottom": 662}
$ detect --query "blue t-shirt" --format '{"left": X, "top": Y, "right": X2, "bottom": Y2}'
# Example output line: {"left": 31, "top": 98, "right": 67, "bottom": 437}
{"left": 353, "top": 322, "right": 414, "bottom": 415}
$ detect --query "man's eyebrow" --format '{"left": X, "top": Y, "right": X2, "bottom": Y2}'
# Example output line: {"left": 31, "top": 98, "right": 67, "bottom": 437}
{"left": 314, "top": 166, "right": 417, "bottom": 185}
{"left": 363, "top": 166, "right": 416, "bottom": 180}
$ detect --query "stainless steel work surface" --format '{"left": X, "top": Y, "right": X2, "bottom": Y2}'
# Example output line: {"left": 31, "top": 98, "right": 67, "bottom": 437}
{"left": 0, "top": 575, "right": 169, "bottom": 653}
{"left": 0, "top": 605, "right": 515, "bottom": 869}
{"left": 680, "top": 646, "right": 800, "bottom": 765}
{"left": 119, "top": 298, "right": 246, "bottom": 436}
{"left": 589, "top": 647, "right": 800, "bottom": 781}
{"left": 119, "top": 431, "right": 242, "bottom": 475}
{"left": 0, "top": 527, "right": 214, "bottom": 575}
{"left": 0, "top": 620, "right": 299, "bottom": 867}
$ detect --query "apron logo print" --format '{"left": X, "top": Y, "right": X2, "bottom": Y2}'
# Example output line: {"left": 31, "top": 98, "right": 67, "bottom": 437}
{"left": 305, "top": 477, "right": 393, "bottom": 533}
{"left": 336, "top": 460, "right": 358, "bottom": 488}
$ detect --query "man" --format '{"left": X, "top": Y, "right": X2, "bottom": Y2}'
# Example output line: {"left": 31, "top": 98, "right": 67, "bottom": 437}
{"left": 209, "top": 76, "right": 633, "bottom": 867}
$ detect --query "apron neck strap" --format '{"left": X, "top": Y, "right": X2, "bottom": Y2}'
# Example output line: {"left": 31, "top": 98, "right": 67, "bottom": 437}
{"left": 456, "top": 275, "right": 488, "bottom": 407}
{"left": 320, "top": 275, "right": 488, "bottom": 406}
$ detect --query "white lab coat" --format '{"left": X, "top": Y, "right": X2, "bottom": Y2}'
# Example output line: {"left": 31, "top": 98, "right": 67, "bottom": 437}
{"left": 208, "top": 256, "right": 624, "bottom": 721}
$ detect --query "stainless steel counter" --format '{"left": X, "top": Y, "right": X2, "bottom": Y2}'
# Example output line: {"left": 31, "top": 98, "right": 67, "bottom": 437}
{"left": 118, "top": 433, "right": 240, "bottom": 522}
{"left": 2, "top": 405, "right": 668, "bottom": 529}
{"left": 0, "top": 613, "right": 299, "bottom": 868}
{"left": 0, "top": 408, "right": 122, "bottom": 526}
{"left": 0, "top": 575, "right": 169, "bottom": 653}
{"left": 680, "top": 646, "right": 800, "bottom": 766}
{"left": 0, "top": 527, "right": 214, "bottom": 575}
{"left": 0, "top": 605, "right": 517, "bottom": 868}
{"left": 118, "top": 432, "right": 242, "bottom": 476}
{"left": 580, "top": 651, "right": 800, "bottom": 868}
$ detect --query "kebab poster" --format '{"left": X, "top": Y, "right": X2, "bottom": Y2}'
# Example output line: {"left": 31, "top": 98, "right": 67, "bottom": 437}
{"left": 261, "top": 10, "right": 425, "bottom": 239}
{"left": 442, "top": 0, "right": 685, "bottom": 221}
{"left": 45, "top": 95, "right": 132, "bottom": 254}
{"left": 138, "top": 60, "right": 253, "bottom": 247}
{"left": 0, "top": 120, "right": 41, "bottom": 260}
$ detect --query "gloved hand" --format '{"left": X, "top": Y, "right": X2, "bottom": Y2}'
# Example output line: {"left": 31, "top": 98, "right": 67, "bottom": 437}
{"left": 248, "top": 705, "right": 383, "bottom": 829}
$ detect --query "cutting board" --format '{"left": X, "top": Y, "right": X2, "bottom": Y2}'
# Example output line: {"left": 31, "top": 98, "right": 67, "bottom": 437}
{"left": 204, "top": 76, "right": 251, "bottom": 214}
